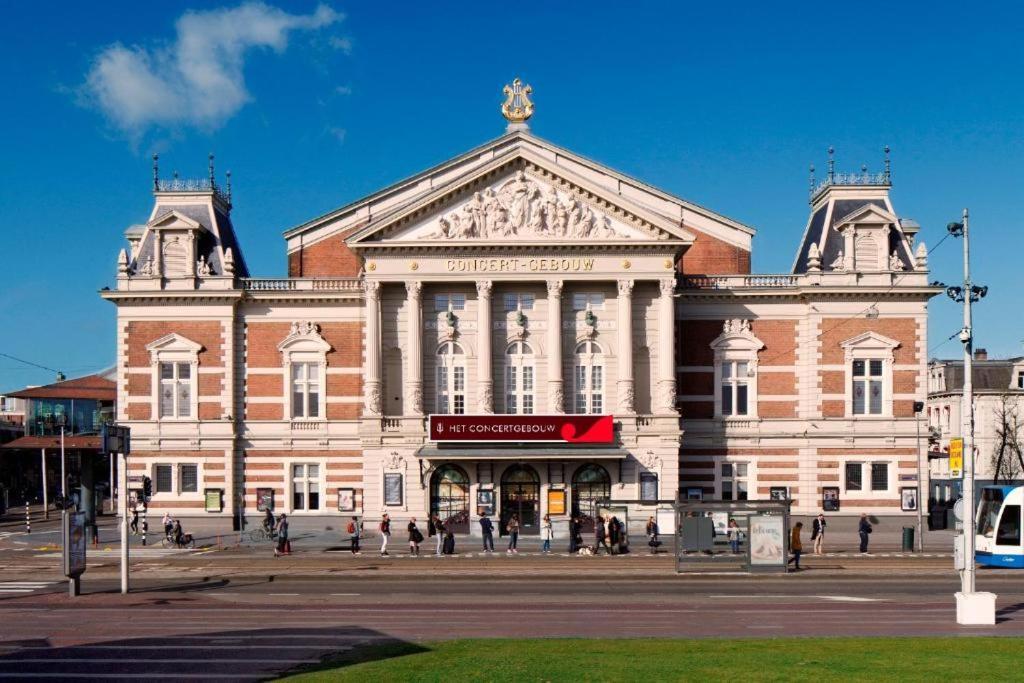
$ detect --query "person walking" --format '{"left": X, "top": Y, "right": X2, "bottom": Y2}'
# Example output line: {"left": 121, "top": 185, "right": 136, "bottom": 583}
{"left": 480, "top": 513, "right": 495, "bottom": 552}
{"left": 379, "top": 513, "right": 391, "bottom": 556}
{"left": 595, "top": 516, "right": 610, "bottom": 555}
{"left": 811, "top": 513, "right": 827, "bottom": 555}
{"left": 162, "top": 511, "right": 174, "bottom": 540}
{"left": 609, "top": 516, "right": 621, "bottom": 555}
{"left": 274, "top": 513, "right": 289, "bottom": 557}
{"left": 787, "top": 521, "right": 804, "bottom": 571}
{"left": 540, "top": 514, "right": 553, "bottom": 553}
{"left": 646, "top": 515, "right": 660, "bottom": 554}
{"left": 408, "top": 517, "right": 422, "bottom": 556}
{"left": 858, "top": 513, "right": 873, "bottom": 553}
{"left": 506, "top": 514, "right": 520, "bottom": 553}
{"left": 130, "top": 505, "right": 139, "bottom": 535}
{"left": 569, "top": 516, "right": 581, "bottom": 554}
{"left": 347, "top": 516, "right": 361, "bottom": 554}
{"left": 727, "top": 518, "right": 741, "bottom": 554}
{"left": 433, "top": 514, "right": 446, "bottom": 556}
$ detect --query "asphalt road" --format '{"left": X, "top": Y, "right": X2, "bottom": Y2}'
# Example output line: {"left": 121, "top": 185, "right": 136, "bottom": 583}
{"left": 0, "top": 573, "right": 1022, "bottom": 681}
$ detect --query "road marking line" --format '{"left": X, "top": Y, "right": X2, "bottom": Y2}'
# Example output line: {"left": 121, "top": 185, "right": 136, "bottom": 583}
{"left": 330, "top": 593, "right": 360, "bottom": 596}
{"left": 0, "top": 589, "right": 34, "bottom": 593}
{"left": 267, "top": 593, "right": 299, "bottom": 596}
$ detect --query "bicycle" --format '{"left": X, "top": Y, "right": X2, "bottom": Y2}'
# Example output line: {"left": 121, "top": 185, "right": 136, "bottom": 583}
{"left": 248, "top": 526, "right": 277, "bottom": 543}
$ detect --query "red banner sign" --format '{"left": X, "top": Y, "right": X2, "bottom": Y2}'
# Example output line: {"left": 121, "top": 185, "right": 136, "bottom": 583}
{"left": 428, "top": 414, "right": 614, "bottom": 444}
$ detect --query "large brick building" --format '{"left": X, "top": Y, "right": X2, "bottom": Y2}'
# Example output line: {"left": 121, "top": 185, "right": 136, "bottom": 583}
{"left": 102, "top": 84, "right": 940, "bottom": 535}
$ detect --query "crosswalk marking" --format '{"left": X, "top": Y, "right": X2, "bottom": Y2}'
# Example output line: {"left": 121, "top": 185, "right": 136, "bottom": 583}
{"left": 0, "top": 581, "right": 58, "bottom": 594}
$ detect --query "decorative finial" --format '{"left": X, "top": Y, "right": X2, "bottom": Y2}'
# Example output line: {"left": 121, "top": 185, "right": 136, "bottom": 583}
{"left": 152, "top": 154, "right": 159, "bottom": 191}
{"left": 501, "top": 78, "right": 534, "bottom": 130}
{"left": 827, "top": 146, "right": 835, "bottom": 182}
{"left": 808, "top": 164, "right": 816, "bottom": 194}
{"left": 226, "top": 170, "right": 232, "bottom": 203}
{"left": 173, "top": 169, "right": 179, "bottom": 180}
{"left": 884, "top": 145, "right": 891, "bottom": 182}
{"left": 208, "top": 153, "right": 215, "bottom": 185}
{"left": 861, "top": 163, "right": 868, "bottom": 173}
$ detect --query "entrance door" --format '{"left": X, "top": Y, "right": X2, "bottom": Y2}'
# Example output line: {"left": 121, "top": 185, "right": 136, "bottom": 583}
{"left": 430, "top": 464, "right": 470, "bottom": 534}
{"left": 500, "top": 464, "right": 540, "bottom": 535}
{"left": 571, "top": 463, "right": 611, "bottom": 534}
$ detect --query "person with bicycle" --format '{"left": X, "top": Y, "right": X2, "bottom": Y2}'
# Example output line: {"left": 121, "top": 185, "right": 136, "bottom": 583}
{"left": 263, "top": 508, "right": 275, "bottom": 536}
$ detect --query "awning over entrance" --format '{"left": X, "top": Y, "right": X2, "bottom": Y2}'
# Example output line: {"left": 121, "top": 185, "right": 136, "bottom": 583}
{"left": 415, "top": 445, "right": 629, "bottom": 460}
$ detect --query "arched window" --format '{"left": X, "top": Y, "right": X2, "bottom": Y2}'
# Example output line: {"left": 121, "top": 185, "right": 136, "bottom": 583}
{"left": 505, "top": 341, "right": 534, "bottom": 414}
{"left": 571, "top": 463, "right": 611, "bottom": 533}
{"left": 430, "top": 464, "right": 470, "bottom": 533}
{"left": 573, "top": 340, "right": 604, "bottom": 414}
{"left": 436, "top": 341, "right": 466, "bottom": 414}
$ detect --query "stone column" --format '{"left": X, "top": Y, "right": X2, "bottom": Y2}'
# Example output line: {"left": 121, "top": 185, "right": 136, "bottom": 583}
{"left": 547, "top": 280, "right": 564, "bottom": 413}
{"left": 405, "top": 281, "right": 423, "bottom": 414}
{"left": 616, "top": 279, "right": 635, "bottom": 414}
{"left": 656, "top": 278, "right": 677, "bottom": 413}
{"left": 476, "top": 280, "right": 494, "bottom": 413}
{"left": 363, "top": 280, "right": 383, "bottom": 416}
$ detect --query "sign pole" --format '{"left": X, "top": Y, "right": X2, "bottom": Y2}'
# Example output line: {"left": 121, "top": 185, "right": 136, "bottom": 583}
{"left": 119, "top": 451, "right": 129, "bottom": 594}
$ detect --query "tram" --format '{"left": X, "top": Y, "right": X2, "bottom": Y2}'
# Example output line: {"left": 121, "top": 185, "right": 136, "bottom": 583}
{"left": 976, "top": 485, "right": 1024, "bottom": 568}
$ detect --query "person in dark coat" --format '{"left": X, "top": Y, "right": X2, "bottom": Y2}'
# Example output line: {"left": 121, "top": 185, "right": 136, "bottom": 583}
{"left": 274, "top": 514, "right": 289, "bottom": 557}
{"left": 569, "top": 516, "right": 581, "bottom": 554}
{"left": 595, "top": 516, "right": 610, "bottom": 555}
{"left": 609, "top": 516, "right": 621, "bottom": 555}
{"left": 408, "top": 517, "right": 422, "bottom": 556}
{"left": 858, "top": 513, "right": 872, "bottom": 553}
{"left": 479, "top": 514, "right": 495, "bottom": 552}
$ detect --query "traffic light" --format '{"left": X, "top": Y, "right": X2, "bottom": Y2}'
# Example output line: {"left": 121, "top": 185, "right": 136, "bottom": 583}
{"left": 142, "top": 476, "right": 152, "bottom": 501}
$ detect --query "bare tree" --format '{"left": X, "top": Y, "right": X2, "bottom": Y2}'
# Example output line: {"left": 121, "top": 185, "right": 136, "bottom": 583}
{"left": 991, "top": 395, "right": 1024, "bottom": 482}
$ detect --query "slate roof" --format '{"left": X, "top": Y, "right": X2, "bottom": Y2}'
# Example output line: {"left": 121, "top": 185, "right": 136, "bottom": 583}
{"left": 931, "top": 358, "right": 1024, "bottom": 393}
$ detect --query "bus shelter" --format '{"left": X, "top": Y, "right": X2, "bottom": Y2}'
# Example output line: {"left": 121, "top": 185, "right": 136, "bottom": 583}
{"left": 675, "top": 497, "right": 791, "bottom": 573}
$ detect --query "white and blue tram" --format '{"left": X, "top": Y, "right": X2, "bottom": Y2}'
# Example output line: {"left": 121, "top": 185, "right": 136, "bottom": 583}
{"left": 976, "top": 485, "right": 1024, "bottom": 568}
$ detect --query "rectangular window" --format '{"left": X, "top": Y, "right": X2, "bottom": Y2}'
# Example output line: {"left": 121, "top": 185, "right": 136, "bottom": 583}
{"left": 852, "top": 359, "right": 884, "bottom": 415}
{"left": 996, "top": 505, "right": 1022, "bottom": 547}
{"left": 590, "top": 366, "right": 603, "bottom": 414}
{"left": 158, "top": 362, "right": 192, "bottom": 418}
{"left": 720, "top": 361, "right": 750, "bottom": 416}
{"left": 721, "top": 462, "right": 748, "bottom": 501}
{"left": 845, "top": 462, "right": 863, "bottom": 491}
{"left": 504, "top": 293, "right": 535, "bottom": 311}
{"left": 574, "top": 366, "right": 587, "bottom": 414}
{"left": 180, "top": 464, "right": 198, "bottom": 493}
{"left": 155, "top": 464, "right": 173, "bottom": 493}
{"left": 1018, "top": 372, "right": 1024, "bottom": 389}
{"left": 640, "top": 473, "right": 658, "bottom": 502}
{"left": 435, "top": 293, "right": 465, "bottom": 311}
{"left": 871, "top": 462, "right": 889, "bottom": 492}
{"left": 291, "top": 463, "right": 320, "bottom": 511}
{"left": 572, "top": 292, "right": 604, "bottom": 311}
{"left": 290, "top": 362, "right": 320, "bottom": 419}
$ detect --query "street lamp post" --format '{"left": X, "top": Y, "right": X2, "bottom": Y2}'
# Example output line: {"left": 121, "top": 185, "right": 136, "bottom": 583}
{"left": 946, "top": 208, "right": 995, "bottom": 625}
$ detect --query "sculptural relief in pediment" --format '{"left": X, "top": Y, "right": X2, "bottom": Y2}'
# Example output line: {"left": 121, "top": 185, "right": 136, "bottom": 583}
{"left": 395, "top": 171, "right": 650, "bottom": 242}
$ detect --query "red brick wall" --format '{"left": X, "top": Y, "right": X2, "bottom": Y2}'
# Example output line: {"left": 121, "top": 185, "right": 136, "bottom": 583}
{"left": 677, "top": 372, "right": 714, "bottom": 396}
{"left": 749, "top": 320, "right": 797, "bottom": 365}
{"left": 198, "top": 373, "right": 223, "bottom": 397}
{"left": 326, "top": 374, "right": 362, "bottom": 397}
{"left": 758, "top": 372, "right": 796, "bottom": 395}
{"left": 819, "top": 318, "right": 918, "bottom": 364}
{"left": 247, "top": 374, "right": 282, "bottom": 397}
{"left": 327, "top": 404, "right": 360, "bottom": 420}
{"left": 247, "top": 322, "right": 363, "bottom": 368}
{"left": 288, "top": 231, "right": 363, "bottom": 277}
{"left": 680, "top": 230, "right": 751, "bottom": 275}
{"left": 681, "top": 401, "right": 714, "bottom": 419}
{"left": 677, "top": 320, "right": 721, "bottom": 365}
{"left": 127, "top": 321, "right": 224, "bottom": 367}
{"left": 127, "top": 404, "right": 150, "bottom": 420}
{"left": 758, "top": 401, "right": 796, "bottom": 418}
{"left": 127, "top": 373, "right": 150, "bottom": 396}
{"left": 247, "top": 403, "right": 282, "bottom": 420}
{"left": 820, "top": 370, "right": 844, "bottom": 394}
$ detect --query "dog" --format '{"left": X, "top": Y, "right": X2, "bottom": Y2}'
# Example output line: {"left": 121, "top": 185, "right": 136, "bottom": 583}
{"left": 577, "top": 546, "right": 595, "bottom": 556}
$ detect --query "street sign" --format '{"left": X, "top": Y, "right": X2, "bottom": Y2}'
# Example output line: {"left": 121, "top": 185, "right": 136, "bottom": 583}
{"left": 63, "top": 511, "right": 87, "bottom": 578}
{"left": 950, "top": 438, "right": 964, "bottom": 478}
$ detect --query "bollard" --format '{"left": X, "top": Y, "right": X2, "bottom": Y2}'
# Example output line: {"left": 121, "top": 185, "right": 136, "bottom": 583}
{"left": 25, "top": 501, "right": 30, "bottom": 534}
{"left": 142, "top": 509, "right": 148, "bottom": 547}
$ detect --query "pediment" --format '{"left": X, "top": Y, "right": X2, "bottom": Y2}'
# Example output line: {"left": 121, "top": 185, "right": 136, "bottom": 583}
{"left": 834, "top": 203, "right": 898, "bottom": 229}
{"left": 347, "top": 152, "right": 695, "bottom": 248}
{"left": 148, "top": 210, "right": 206, "bottom": 233}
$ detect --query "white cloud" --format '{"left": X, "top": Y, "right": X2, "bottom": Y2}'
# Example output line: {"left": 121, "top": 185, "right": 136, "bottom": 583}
{"left": 335, "top": 85, "right": 353, "bottom": 95}
{"left": 83, "top": 2, "right": 342, "bottom": 135}
{"left": 329, "top": 36, "right": 353, "bottom": 54}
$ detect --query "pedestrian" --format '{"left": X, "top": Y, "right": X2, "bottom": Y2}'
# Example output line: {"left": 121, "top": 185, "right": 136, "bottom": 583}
{"left": 540, "top": 514, "right": 553, "bottom": 553}
{"left": 274, "top": 513, "right": 289, "bottom": 557}
{"left": 480, "top": 513, "right": 495, "bottom": 552}
{"left": 130, "top": 505, "right": 139, "bottom": 535}
{"left": 787, "top": 521, "right": 803, "bottom": 571}
{"left": 89, "top": 518, "right": 100, "bottom": 547}
{"left": 727, "top": 518, "right": 741, "bottom": 554}
{"left": 646, "top": 515, "right": 660, "bottom": 554}
{"left": 811, "top": 513, "right": 826, "bottom": 555}
{"left": 347, "top": 515, "right": 361, "bottom": 554}
{"left": 162, "top": 511, "right": 173, "bottom": 540}
{"left": 569, "top": 516, "right": 581, "bottom": 554}
{"left": 595, "top": 516, "right": 610, "bottom": 555}
{"left": 858, "top": 513, "right": 873, "bottom": 553}
{"left": 379, "top": 513, "right": 391, "bottom": 556}
{"left": 263, "top": 508, "right": 275, "bottom": 536}
{"left": 609, "top": 516, "right": 621, "bottom": 555}
{"left": 432, "top": 514, "right": 446, "bottom": 556}
{"left": 506, "top": 514, "right": 520, "bottom": 553}
{"left": 408, "top": 517, "right": 422, "bottom": 555}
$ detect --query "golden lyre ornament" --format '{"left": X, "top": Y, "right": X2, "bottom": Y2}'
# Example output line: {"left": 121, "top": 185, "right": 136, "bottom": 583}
{"left": 502, "top": 78, "right": 534, "bottom": 124}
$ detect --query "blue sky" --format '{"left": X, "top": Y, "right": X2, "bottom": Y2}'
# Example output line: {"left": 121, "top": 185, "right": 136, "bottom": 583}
{"left": 1, "top": 1, "right": 1022, "bottom": 390}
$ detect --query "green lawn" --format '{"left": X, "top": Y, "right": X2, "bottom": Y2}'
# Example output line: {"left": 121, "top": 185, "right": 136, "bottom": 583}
{"left": 283, "top": 637, "right": 1024, "bottom": 681}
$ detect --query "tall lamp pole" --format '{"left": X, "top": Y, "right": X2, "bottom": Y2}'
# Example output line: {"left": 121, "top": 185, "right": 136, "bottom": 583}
{"left": 946, "top": 208, "right": 994, "bottom": 624}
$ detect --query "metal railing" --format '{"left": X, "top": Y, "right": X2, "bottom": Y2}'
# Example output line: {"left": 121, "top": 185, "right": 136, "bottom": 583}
{"left": 241, "top": 278, "right": 362, "bottom": 292}
{"left": 156, "top": 177, "right": 230, "bottom": 203}
{"left": 811, "top": 171, "right": 890, "bottom": 197}
{"left": 679, "top": 274, "right": 800, "bottom": 289}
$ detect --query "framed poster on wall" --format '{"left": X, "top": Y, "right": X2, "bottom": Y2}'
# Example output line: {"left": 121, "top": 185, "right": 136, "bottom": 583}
{"left": 901, "top": 487, "right": 919, "bottom": 512}
{"left": 749, "top": 514, "right": 786, "bottom": 567}
{"left": 769, "top": 486, "right": 789, "bottom": 501}
{"left": 338, "top": 488, "right": 355, "bottom": 512}
{"left": 476, "top": 489, "right": 495, "bottom": 516}
{"left": 204, "top": 488, "right": 223, "bottom": 513}
{"left": 548, "top": 489, "right": 566, "bottom": 515}
{"left": 256, "top": 488, "right": 274, "bottom": 512}
{"left": 822, "top": 486, "right": 840, "bottom": 512}
{"left": 383, "top": 473, "right": 403, "bottom": 506}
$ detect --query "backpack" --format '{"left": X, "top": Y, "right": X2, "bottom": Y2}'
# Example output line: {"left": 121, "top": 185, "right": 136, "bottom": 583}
{"left": 346, "top": 521, "right": 356, "bottom": 534}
